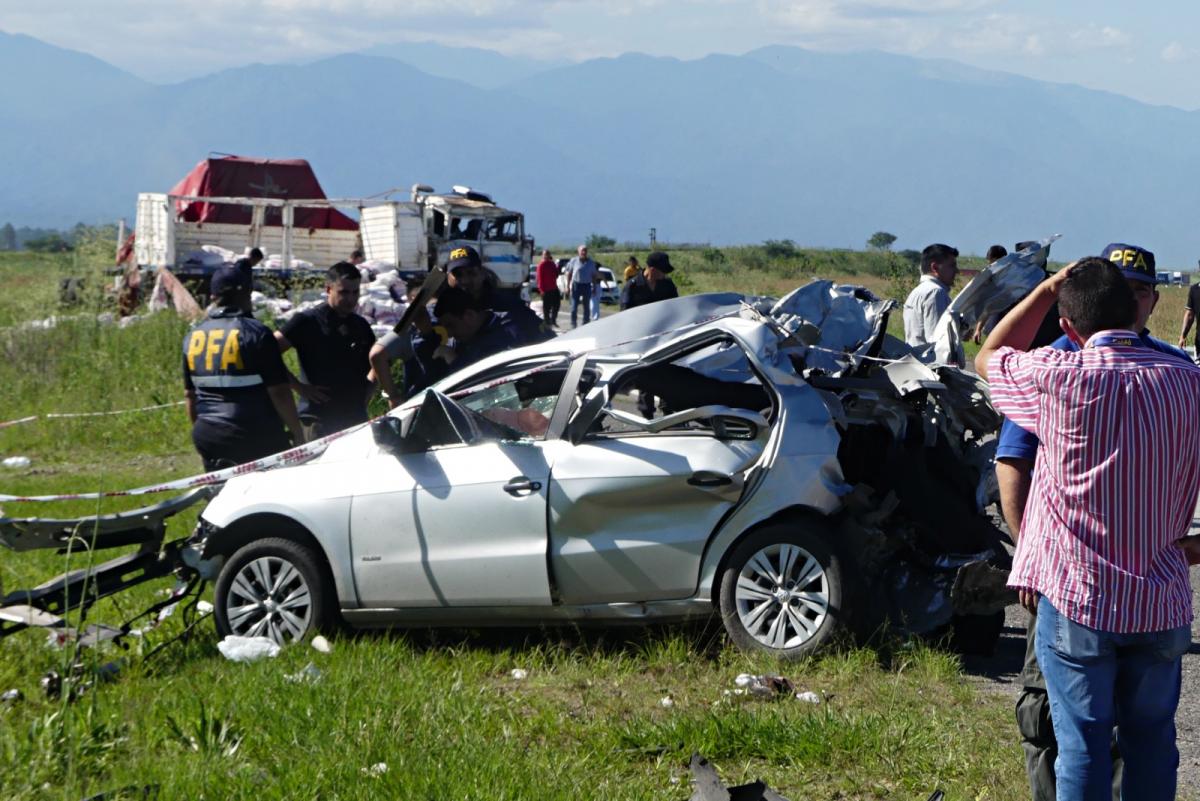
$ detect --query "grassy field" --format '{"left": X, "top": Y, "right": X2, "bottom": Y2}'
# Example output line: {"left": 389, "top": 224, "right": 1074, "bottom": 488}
{"left": 0, "top": 245, "right": 1096, "bottom": 799}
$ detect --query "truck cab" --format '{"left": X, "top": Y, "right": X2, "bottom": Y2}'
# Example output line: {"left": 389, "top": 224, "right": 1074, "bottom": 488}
{"left": 360, "top": 184, "right": 534, "bottom": 297}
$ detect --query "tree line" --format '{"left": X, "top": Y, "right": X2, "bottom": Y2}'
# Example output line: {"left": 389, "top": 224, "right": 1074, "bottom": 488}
{"left": 0, "top": 222, "right": 117, "bottom": 253}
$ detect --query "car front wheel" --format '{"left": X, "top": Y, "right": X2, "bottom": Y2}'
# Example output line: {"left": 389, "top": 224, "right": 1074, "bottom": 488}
{"left": 718, "top": 523, "right": 848, "bottom": 659}
{"left": 214, "top": 537, "right": 333, "bottom": 645}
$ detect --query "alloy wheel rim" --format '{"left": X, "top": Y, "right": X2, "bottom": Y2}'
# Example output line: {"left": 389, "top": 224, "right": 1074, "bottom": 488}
{"left": 735, "top": 543, "right": 829, "bottom": 649}
{"left": 224, "top": 556, "right": 312, "bottom": 644}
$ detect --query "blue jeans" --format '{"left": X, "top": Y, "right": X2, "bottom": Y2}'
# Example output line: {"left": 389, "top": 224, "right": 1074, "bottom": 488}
{"left": 570, "top": 282, "right": 593, "bottom": 327}
{"left": 1036, "top": 596, "right": 1190, "bottom": 801}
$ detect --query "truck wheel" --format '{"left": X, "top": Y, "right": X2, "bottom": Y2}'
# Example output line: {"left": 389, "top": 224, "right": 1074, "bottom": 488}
{"left": 718, "top": 523, "right": 849, "bottom": 659}
{"left": 214, "top": 537, "right": 334, "bottom": 645}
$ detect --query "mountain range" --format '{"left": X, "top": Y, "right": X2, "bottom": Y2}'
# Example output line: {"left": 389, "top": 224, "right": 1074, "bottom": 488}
{"left": 3, "top": 30, "right": 1199, "bottom": 266}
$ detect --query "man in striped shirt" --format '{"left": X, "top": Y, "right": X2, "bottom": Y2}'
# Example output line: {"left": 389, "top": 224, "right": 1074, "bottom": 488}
{"left": 997, "top": 242, "right": 1191, "bottom": 801}
{"left": 977, "top": 258, "right": 1200, "bottom": 801}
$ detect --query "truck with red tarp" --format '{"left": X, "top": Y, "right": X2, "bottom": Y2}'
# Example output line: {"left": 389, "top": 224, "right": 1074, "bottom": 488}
{"left": 134, "top": 156, "right": 535, "bottom": 295}
{"left": 134, "top": 156, "right": 362, "bottom": 279}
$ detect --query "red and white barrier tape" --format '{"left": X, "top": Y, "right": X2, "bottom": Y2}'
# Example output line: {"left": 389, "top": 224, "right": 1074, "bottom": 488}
{"left": 0, "top": 307, "right": 749, "bottom": 504}
{"left": 0, "top": 401, "right": 186, "bottom": 430}
{"left": 0, "top": 421, "right": 362, "bottom": 503}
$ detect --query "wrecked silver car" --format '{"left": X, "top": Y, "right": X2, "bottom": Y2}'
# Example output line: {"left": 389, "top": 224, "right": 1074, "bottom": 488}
{"left": 0, "top": 283, "right": 1011, "bottom": 658}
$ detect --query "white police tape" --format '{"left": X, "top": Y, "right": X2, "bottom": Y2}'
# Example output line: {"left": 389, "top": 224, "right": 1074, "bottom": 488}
{"left": 0, "top": 401, "right": 186, "bottom": 430}
{"left": 0, "top": 308, "right": 748, "bottom": 504}
{"left": 0, "top": 421, "right": 362, "bottom": 503}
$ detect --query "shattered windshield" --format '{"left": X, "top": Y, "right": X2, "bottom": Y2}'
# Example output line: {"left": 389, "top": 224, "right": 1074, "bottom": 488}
{"left": 484, "top": 216, "right": 520, "bottom": 242}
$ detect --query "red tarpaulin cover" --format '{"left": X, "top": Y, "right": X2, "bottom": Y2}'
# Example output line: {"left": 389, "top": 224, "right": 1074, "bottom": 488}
{"left": 168, "top": 156, "right": 358, "bottom": 231}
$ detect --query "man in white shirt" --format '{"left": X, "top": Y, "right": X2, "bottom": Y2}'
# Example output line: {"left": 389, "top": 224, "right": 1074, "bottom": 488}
{"left": 903, "top": 243, "right": 959, "bottom": 347}
{"left": 564, "top": 244, "right": 600, "bottom": 328}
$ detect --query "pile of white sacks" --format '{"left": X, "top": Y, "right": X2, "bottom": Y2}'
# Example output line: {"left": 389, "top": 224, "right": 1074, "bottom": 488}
{"left": 354, "top": 260, "right": 407, "bottom": 327}
{"left": 249, "top": 259, "right": 409, "bottom": 338}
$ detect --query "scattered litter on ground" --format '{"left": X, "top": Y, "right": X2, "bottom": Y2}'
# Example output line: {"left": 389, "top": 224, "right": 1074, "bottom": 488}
{"left": 284, "top": 661, "right": 322, "bottom": 684}
{"left": 310, "top": 635, "right": 331, "bottom": 653}
{"left": 40, "top": 670, "right": 62, "bottom": 699}
{"left": 216, "top": 635, "right": 280, "bottom": 663}
{"left": 1, "top": 688, "right": 22, "bottom": 704}
{"left": 685, "top": 753, "right": 791, "bottom": 801}
{"left": 196, "top": 600, "right": 213, "bottom": 615}
{"left": 732, "top": 674, "right": 795, "bottom": 699}
{"left": 2, "top": 457, "right": 31, "bottom": 469}
{"left": 361, "top": 762, "right": 388, "bottom": 777}
{"left": 659, "top": 695, "right": 675, "bottom": 709}
{"left": 46, "top": 630, "right": 71, "bottom": 649}
{"left": 794, "top": 691, "right": 821, "bottom": 704}
{"left": 510, "top": 668, "right": 528, "bottom": 680}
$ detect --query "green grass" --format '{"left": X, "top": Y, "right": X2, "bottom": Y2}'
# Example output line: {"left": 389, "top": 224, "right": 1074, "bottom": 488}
{"left": 0, "top": 247, "right": 1030, "bottom": 799}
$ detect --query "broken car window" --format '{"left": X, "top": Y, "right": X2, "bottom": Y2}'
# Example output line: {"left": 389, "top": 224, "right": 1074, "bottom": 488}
{"left": 457, "top": 368, "right": 567, "bottom": 440}
{"left": 597, "top": 339, "right": 772, "bottom": 436}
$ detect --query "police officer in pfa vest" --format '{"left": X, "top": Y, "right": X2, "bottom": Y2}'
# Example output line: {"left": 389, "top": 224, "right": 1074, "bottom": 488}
{"left": 183, "top": 264, "right": 305, "bottom": 470}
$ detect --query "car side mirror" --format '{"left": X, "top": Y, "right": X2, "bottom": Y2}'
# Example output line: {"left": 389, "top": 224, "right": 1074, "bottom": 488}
{"left": 371, "top": 416, "right": 411, "bottom": 454}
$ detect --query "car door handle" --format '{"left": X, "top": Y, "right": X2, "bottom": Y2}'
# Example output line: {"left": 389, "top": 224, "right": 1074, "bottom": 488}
{"left": 688, "top": 471, "right": 734, "bottom": 488}
{"left": 503, "top": 477, "right": 542, "bottom": 496}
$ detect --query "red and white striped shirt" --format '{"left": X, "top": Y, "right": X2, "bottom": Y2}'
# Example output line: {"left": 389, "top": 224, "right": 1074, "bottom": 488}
{"left": 988, "top": 330, "right": 1200, "bottom": 633}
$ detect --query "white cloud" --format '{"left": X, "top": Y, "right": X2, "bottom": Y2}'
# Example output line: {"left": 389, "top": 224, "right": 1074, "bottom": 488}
{"left": 1162, "top": 41, "right": 1194, "bottom": 63}
{"left": 1066, "top": 23, "right": 1130, "bottom": 50}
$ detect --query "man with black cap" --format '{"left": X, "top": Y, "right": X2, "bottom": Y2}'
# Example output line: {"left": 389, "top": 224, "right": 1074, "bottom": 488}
{"left": 423, "top": 286, "right": 533, "bottom": 378}
{"left": 621, "top": 252, "right": 679, "bottom": 417}
{"left": 275, "top": 261, "right": 376, "bottom": 439}
{"left": 182, "top": 264, "right": 304, "bottom": 470}
{"left": 367, "top": 247, "right": 552, "bottom": 405}
{"left": 444, "top": 245, "right": 549, "bottom": 342}
{"left": 994, "top": 242, "right": 1189, "bottom": 801}
{"left": 621, "top": 251, "right": 679, "bottom": 310}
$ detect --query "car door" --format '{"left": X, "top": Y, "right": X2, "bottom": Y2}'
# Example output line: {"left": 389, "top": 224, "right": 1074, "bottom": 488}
{"left": 349, "top": 363, "right": 570, "bottom": 608}
{"left": 548, "top": 338, "right": 773, "bottom": 605}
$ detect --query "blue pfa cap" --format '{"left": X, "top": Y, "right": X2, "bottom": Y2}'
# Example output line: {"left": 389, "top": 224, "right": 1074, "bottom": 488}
{"left": 1101, "top": 243, "right": 1156, "bottom": 285}
{"left": 210, "top": 264, "right": 249, "bottom": 297}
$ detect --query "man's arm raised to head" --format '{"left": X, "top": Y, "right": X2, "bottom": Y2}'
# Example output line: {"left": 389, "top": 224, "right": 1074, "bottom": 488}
{"left": 976, "top": 264, "right": 1074, "bottom": 380}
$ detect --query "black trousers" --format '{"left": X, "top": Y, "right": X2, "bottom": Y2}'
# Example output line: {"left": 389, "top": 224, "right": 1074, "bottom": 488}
{"left": 1016, "top": 607, "right": 1123, "bottom": 801}
{"left": 192, "top": 418, "right": 290, "bottom": 472}
{"left": 541, "top": 289, "right": 561, "bottom": 325}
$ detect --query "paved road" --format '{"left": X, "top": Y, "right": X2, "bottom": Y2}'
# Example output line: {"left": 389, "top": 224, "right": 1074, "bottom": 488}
{"left": 966, "top": 514, "right": 1200, "bottom": 797}
{"left": 528, "top": 297, "right": 613, "bottom": 330}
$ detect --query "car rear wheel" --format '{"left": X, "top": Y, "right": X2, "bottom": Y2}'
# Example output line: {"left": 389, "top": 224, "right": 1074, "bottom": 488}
{"left": 214, "top": 537, "right": 334, "bottom": 645}
{"left": 718, "top": 523, "right": 848, "bottom": 659}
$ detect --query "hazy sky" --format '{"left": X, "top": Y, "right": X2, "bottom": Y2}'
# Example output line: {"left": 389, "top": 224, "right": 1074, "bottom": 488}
{"left": 4, "top": 1, "right": 1199, "bottom": 109}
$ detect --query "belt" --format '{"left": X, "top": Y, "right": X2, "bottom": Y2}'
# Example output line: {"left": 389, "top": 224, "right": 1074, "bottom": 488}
{"left": 191, "top": 374, "right": 264, "bottom": 388}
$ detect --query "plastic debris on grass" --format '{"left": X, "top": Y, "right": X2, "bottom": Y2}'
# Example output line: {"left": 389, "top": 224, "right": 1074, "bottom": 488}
{"left": 659, "top": 695, "right": 675, "bottom": 709}
{"left": 2, "top": 456, "right": 31, "bottom": 469}
{"left": 310, "top": 635, "right": 332, "bottom": 653}
{"left": 733, "top": 673, "right": 795, "bottom": 699}
{"left": 362, "top": 763, "right": 389, "bottom": 777}
{"left": 510, "top": 668, "right": 528, "bottom": 680}
{"left": 284, "top": 661, "right": 322, "bottom": 684}
{"left": 216, "top": 635, "right": 280, "bottom": 662}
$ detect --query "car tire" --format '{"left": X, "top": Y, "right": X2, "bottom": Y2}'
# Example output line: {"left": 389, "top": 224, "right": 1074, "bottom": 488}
{"left": 213, "top": 537, "right": 335, "bottom": 645}
{"left": 718, "top": 522, "right": 849, "bottom": 659}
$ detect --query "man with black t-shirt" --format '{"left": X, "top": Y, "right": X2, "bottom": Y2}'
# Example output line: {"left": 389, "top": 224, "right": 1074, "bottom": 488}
{"left": 275, "top": 261, "right": 376, "bottom": 438}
